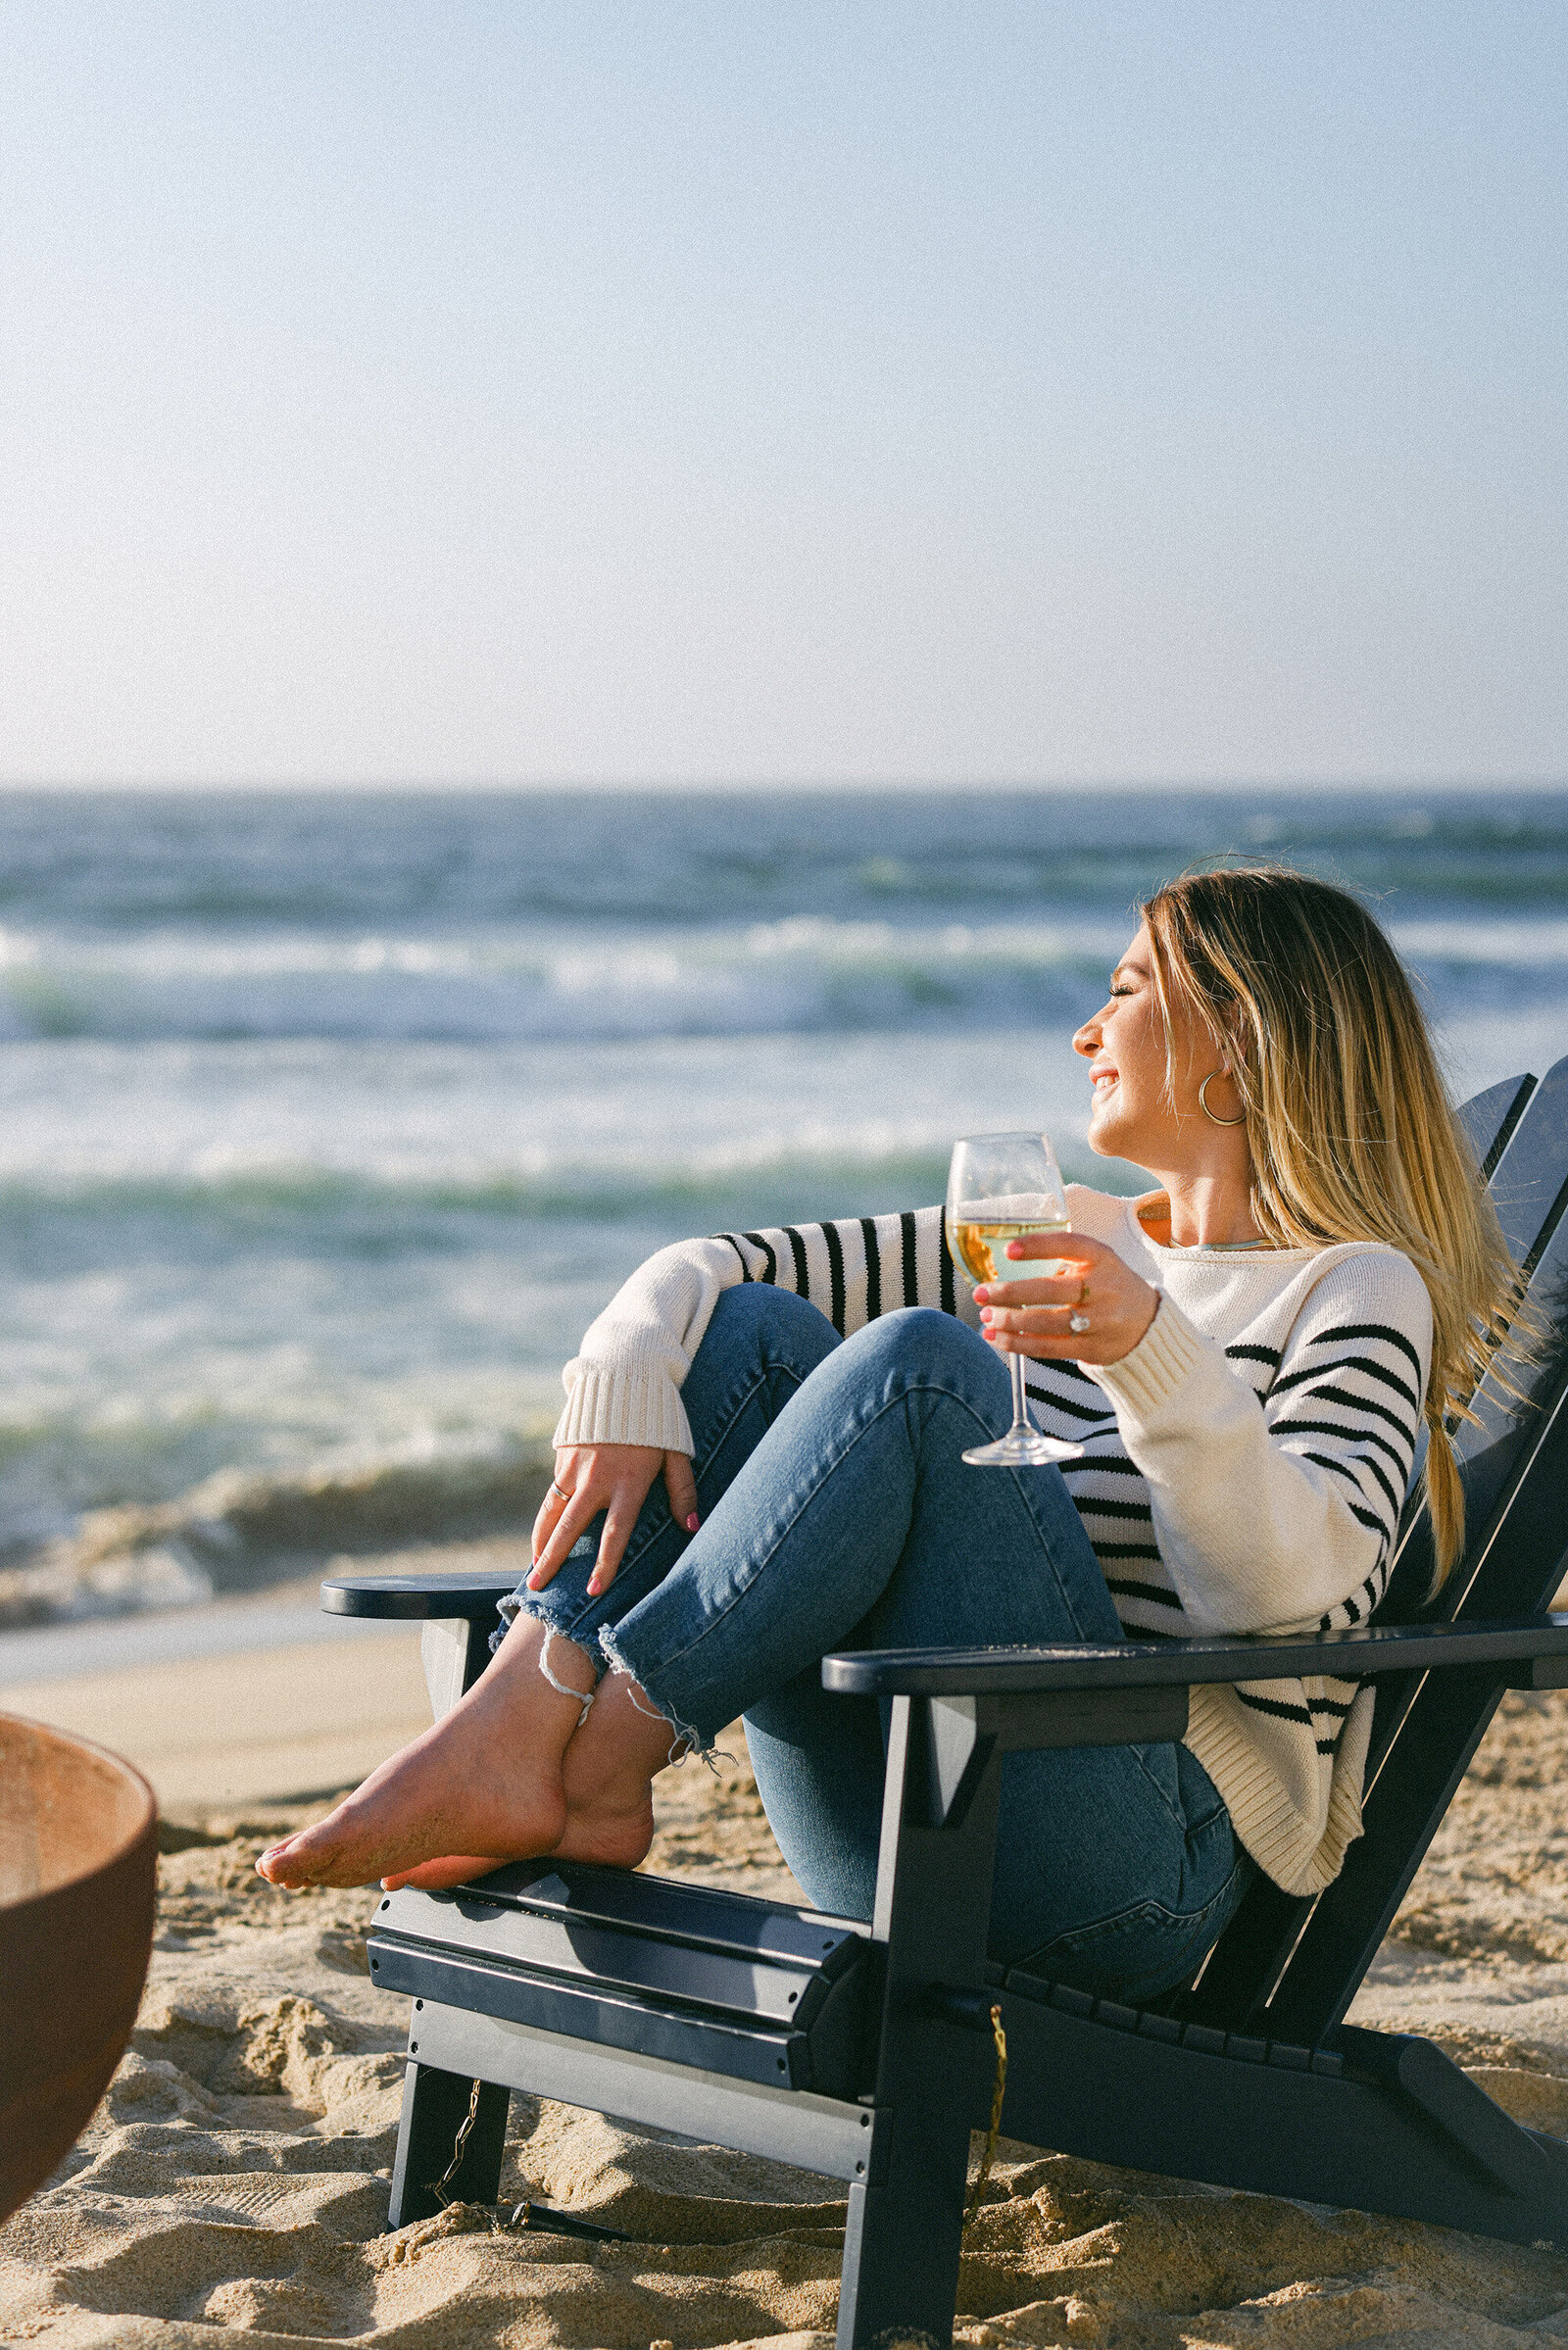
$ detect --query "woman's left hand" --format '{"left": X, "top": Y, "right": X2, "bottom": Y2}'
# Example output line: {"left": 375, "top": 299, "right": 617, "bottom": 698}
{"left": 974, "top": 1231, "right": 1159, "bottom": 1368}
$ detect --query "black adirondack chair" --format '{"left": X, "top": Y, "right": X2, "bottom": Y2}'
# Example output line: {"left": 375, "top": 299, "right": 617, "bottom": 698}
{"left": 322, "top": 1056, "right": 1568, "bottom": 2350}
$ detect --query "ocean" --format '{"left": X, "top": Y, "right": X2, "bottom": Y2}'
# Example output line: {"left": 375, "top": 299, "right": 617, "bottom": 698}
{"left": 1, "top": 785, "right": 1565, "bottom": 1629}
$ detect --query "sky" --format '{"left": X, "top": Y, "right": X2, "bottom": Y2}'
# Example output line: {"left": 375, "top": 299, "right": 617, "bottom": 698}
{"left": 0, "top": 2, "right": 1564, "bottom": 790}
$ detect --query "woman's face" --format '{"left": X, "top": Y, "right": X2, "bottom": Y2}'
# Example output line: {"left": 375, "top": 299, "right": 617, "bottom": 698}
{"left": 1073, "top": 922, "right": 1234, "bottom": 1167}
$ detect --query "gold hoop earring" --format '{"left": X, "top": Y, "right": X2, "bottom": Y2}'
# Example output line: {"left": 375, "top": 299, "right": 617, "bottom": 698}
{"left": 1199, "top": 1072, "right": 1246, "bottom": 1127}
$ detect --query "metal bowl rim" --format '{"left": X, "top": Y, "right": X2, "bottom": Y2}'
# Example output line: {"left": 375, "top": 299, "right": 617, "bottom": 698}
{"left": 0, "top": 1710, "right": 158, "bottom": 1917}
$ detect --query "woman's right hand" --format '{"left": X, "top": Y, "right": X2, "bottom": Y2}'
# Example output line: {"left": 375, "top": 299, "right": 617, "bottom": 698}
{"left": 527, "top": 1444, "right": 700, "bottom": 1597}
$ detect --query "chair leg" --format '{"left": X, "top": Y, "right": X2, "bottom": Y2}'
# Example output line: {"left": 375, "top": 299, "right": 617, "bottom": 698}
{"left": 837, "top": 2052, "right": 980, "bottom": 2350}
{"left": 387, "top": 2059, "right": 510, "bottom": 2228}
{"left": 835, "top": 1694, "right": 1004, "bottom": 2349}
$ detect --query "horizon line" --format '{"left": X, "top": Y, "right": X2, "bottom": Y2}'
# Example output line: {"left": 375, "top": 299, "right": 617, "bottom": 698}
{"left": 0, "top": 774, "right": 1564, "bottom": 797}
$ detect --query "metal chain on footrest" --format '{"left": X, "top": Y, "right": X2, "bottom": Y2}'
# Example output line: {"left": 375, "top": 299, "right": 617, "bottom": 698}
{"left": 961, "top": 2006, "right": 1008, "bottom": 2234}
{"left": 430, "top": 2077, "right": 484, "bottom": 2209}
{"left": 428, "top": 2077, "right": 629, "bottom": 2241}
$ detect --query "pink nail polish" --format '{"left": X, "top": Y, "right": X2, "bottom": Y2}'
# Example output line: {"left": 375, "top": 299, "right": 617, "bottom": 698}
{"left": 686, "top": 1513, "right": 700, "bottom": 1533}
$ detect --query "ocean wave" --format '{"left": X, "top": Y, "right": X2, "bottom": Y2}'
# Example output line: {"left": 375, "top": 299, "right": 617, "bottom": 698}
{"left": 0, "top": 918, "right": 1122, "bottom": 1044}
{"left": 1388, "top": 918, "right": 1568, "bottom": 968}
{"left": 0, "top": 1146, "right": 971, "bottom": 1232}
{"left": 0, "top": 1439, "right": 556, "bottom": 1631}
{"left": 2, "top": 906, "right": 1566, "bottom": 1045}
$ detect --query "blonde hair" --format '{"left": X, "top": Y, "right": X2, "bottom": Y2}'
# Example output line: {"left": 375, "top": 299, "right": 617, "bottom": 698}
{"left": 1142, "top": 865, "right": 1521, "bottom": 1588}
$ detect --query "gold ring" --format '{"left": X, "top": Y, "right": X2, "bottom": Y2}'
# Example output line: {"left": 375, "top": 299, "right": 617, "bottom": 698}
{"left": 551, "top": 1479, "right": 572, "bottom": 1501}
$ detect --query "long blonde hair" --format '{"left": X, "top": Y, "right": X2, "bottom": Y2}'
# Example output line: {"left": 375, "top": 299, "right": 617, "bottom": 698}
{"left": 1142, "top": 866, "right": 1520, "bottom": 1587}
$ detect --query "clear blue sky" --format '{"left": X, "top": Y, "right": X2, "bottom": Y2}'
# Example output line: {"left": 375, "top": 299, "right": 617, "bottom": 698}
{"left": 0, "top": 1, "right": 1563, "bottom": 787}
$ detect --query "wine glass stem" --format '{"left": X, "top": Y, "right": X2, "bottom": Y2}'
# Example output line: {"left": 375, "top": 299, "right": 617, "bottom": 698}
{"left": 1008, "top": 1349, "right": 1033, "bottom": 1438}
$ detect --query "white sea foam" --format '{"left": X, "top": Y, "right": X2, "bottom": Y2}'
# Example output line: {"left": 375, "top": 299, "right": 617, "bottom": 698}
{"left": 0, "top": 914, "right": 1129, "bottom": 1047}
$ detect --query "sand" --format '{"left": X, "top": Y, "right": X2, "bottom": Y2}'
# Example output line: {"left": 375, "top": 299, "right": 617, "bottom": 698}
{"left": 0, "top": 1544, "right": 533, "bottom": 1809}
{"left": 7, "top": 1590, "right": 1568, "bottom": 2346}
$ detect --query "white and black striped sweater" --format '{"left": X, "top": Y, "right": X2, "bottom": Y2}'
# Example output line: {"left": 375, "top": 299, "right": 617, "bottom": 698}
{"left": 555, "top": 1185, "right": 1434, "bottom": 1894}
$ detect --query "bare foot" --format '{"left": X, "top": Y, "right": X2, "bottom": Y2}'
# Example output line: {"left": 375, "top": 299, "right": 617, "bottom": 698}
{"left": 255, "top": 1622, "right": 595, "bottom": 1889}
{"left": 381, "top": 1673, "right": 686, "bottom": 1891}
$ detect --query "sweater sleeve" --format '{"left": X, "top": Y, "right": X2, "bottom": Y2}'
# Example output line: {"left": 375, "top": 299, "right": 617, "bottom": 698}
{"left": 555, "top": 1205, "right": 961, "bottom": 1452}
{"left": 1088, "top": 1250, "right": 1433, "bottom": 1636}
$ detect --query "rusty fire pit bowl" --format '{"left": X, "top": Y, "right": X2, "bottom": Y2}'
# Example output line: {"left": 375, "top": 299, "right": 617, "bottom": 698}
{"left": 0, "top": 1714, "right": 158, "bottom": 2224}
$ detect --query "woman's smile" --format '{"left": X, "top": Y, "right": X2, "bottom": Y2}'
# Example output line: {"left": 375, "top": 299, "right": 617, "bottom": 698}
{"left": 1087, "top": 1058, "right": 1120, "bottom": 1131}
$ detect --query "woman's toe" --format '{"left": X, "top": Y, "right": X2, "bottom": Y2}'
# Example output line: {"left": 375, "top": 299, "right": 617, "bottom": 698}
{"left": 256, "top": 1825, "right": 341, "bottom": 1886}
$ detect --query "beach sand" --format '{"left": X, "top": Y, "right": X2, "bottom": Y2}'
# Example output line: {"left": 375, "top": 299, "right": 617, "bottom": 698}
{"left": 7, "top": 1572, "right": 1568, "bottom": 2346}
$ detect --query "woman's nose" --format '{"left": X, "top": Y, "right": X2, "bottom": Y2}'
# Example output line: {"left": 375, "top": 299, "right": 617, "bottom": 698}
{"left": 1072, "top": 1018, "right": 1101, "bottom": 1059}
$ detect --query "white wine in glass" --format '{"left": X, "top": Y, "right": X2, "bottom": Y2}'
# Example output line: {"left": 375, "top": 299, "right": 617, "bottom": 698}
{"left": 947, "top": 1132, "right": 1085, "bottom": 1467}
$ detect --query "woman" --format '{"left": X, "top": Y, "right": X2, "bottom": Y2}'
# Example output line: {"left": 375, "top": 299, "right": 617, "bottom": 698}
{"left": 259, "top": 871, "right": 1514, "bottom": 2003}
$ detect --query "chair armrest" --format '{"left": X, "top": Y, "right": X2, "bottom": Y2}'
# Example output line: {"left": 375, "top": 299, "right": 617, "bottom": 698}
{"left": 321, "top": 1570, "right": 525, "bottom": 1716}
{"left": 320, "top": 1570, "right": 521, "bottom": 1624}
{"left": 821, "top": 1613, "right": 1568, "bottom": 1699}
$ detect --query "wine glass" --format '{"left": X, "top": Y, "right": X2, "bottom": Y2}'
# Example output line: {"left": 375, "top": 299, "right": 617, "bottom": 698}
{"left": 947, "top": 1131, "right": 1085, "bottom": 1466}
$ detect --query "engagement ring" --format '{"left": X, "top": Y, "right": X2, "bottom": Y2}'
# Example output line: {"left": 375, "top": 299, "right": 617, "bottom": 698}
{"left": 1069, "top": 1312, "right": 1092, "bottom": 1334}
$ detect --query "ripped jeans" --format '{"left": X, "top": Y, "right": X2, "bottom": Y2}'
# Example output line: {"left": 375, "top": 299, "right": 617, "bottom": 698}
{"left": 502, "top": 1286, "right": 1250, "bottom": 2001}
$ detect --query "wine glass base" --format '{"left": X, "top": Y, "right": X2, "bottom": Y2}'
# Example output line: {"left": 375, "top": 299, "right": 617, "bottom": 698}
{"left": 962, "top": 1432, "right": 1085, "bottom": 1467}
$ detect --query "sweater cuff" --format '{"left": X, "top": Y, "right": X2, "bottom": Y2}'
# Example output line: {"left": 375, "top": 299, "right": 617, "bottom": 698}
{"left": 553, "top": 1362, "right": 695, "bottom": 1455}
{"left": 1090, "top": 1294, "right": 1210, "bottom": 1420}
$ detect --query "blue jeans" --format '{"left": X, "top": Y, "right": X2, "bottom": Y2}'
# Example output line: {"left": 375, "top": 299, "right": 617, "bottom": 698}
{"left": 506, "top": 1286, "right": 1250, "bottom": 2002}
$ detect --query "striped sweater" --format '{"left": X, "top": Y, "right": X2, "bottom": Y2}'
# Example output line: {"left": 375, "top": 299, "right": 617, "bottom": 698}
{"left": 555, "top": 1185, "right": 1434, "bottom": 1895}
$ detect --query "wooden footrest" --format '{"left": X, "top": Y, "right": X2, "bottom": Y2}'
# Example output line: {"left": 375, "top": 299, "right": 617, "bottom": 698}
{"left": 369, "top": 1861, "right": 873, "bottom": 2098}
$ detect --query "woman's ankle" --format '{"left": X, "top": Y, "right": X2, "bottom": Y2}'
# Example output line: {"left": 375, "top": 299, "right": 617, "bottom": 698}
{"left": 561, "top": 1671, "right": 680, "bottom": 1805}
{"left": 487, "top": 1615, "right": 597, "bottom": 1705}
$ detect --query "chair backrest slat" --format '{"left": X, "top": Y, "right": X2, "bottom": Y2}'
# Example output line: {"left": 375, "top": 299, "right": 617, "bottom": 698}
{"left": 1384, "top": 1063, "right": 1568, "bottom": 1624}
{"left": 1475, "top": 1055, "right": 1568, "bottom": 1271}
{"left": 1459, "top": 1070, "right": 1537, "bottom": 1185}
{"left": 1182, "top": 1059, "right": 1568, "bottom": 2041}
